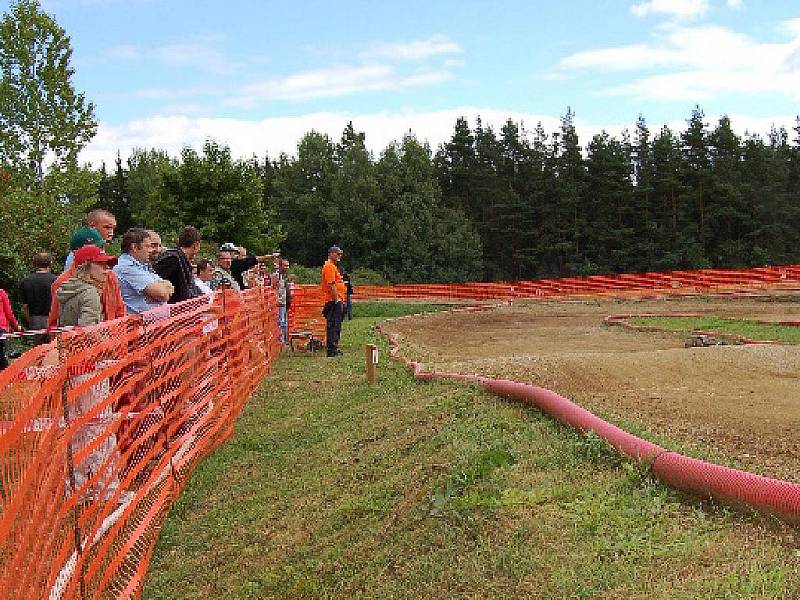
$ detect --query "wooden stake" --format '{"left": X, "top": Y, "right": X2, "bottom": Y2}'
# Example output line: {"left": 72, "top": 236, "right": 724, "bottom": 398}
{"left": 366, "top": 344, "right": 377, "bottom": 383}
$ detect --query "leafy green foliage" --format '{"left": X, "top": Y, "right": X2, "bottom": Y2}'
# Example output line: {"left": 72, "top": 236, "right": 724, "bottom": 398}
{"left": 130, "top": 141, "right": 284, "bottom": 254}
{"left": 0, "top": 166, "right": 97, "bottom": 289}
{"left": 0, "top": 0, "right": 96, "bottom": 186}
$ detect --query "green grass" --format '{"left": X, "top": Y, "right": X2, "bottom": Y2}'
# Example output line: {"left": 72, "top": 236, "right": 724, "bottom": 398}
{"left": 143, "top": 308, "right": 800, "bottom": 600}
{"left": 629, "top": 316, "right": 800, "bottom": 343}
{"left": 351, "top": 300, "right": 449, "bottom": 319}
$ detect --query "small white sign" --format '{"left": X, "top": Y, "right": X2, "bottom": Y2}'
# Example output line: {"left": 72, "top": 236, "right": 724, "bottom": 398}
{"left": 371, "top": 348, "right": 378, "bottom": 365}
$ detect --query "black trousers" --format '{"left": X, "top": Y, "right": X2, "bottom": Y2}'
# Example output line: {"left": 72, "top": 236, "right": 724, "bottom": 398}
{"left": 0, "top": 329, "right": 7, "bottom": 370}
{"left": 323, "top": 301, "right": 344, "bottom": 355}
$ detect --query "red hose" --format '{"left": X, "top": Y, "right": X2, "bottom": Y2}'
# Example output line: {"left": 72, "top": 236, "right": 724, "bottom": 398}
{"left": 379, "top": 321, "right": 800, "bottom": 522}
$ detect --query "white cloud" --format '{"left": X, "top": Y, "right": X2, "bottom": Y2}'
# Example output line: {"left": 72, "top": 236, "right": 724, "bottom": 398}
{"left": 359, "top": 35, "right": 462, "bottom": 62}
{"left": 80, "top": 108, "right": 799, "bottom": 168}
{"left": 556, "top": 20, "right": 800, "bottom": 102}
{"left": 105, "top": 40, "right": 236, "bottom": 74}
{"left": 106, "top": 44, "right": 142, "bottom": 60}
{"left": 227, "top": 64, "right": 452, "bottom": 106}
{"left": 81, "top": 109, "right": 558, "bottom": 166}
{"left": 726, "top": 0, "right": 743, "bottom": 9}
{"left": 631, "top": 0, "right": 709, "bottom": 19}
{"left": 786, "top": 18, "right": 800, "bottom": 36}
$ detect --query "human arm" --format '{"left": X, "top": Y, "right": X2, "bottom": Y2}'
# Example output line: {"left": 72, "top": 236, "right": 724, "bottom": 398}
{"left": 0, "top": 291, "right": 20, "bottom": 330}
{"left": 144, "top": 279, "right": 175, "bottom": 303}
{"left": 231, "top": 255, "right": 258, "bottom": 283}
{"left": 18, "top": 280, "right": 31, "bottom": 325}
{"left": 77, "top": 290, "right": 102, "bottom": 327}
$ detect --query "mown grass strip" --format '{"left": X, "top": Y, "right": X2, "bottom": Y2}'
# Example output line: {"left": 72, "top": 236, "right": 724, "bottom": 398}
{"left": 629, "top": 316, "right": 800, "bottom": 343}
{"left": 143, "top": 303, "right": 800, "bottom": 600}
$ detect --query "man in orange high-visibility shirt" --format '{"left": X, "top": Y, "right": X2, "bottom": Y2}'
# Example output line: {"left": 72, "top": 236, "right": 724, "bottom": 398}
{"left": 320, "top": 245, "right": 346, "bottom": 357}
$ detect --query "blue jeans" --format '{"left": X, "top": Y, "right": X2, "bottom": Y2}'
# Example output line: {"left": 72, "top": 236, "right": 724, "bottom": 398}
{"left": 278, "top": 304, "right": 288, "bottom": 344}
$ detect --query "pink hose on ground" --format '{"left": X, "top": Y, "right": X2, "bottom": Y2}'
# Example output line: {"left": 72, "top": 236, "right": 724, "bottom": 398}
{"left": 379, "top": 323, "right": 800, "bottom": 522}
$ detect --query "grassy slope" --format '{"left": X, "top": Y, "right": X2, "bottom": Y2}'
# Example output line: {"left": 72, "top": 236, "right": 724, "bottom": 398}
{"left": 629, "top": 316, "right": 800, "bottom": 343}
{"left": 144, "top": 304, "right": 800, "bottom": 600}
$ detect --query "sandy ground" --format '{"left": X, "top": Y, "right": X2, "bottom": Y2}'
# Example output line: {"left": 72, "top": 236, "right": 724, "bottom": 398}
{"left": 382, "top": 296, "right": 800, "bottom": 482}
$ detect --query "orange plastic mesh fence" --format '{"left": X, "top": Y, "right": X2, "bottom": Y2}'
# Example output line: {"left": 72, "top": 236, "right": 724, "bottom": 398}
{"left": 5, "top": 263, "right": 800, "bottom": 598}
{"left": 354, "top": 264, "right": 800, "bottom": 301}
{"left": 288, "top": 285, "right": 327, "bottom": 345}
{"left": 0, "top": 287, "right": 282, "bottom": 599}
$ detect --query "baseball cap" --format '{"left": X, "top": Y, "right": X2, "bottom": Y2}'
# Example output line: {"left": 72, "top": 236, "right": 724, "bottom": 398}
{"left": 73, "top": 245, "right": 117, "bottom": 267}
{"left": 219, "top": 242, "right": 239, "bottom": 252}
{"left": 70, "top": 227, "right": 105, "bottom": 251}
{"left": 328, "top": 245, "right": 343, "bottom": 254}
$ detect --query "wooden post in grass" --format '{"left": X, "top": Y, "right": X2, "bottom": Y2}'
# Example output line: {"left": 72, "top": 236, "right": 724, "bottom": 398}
{"left": 366, "top": 344, "right": 377, "bottom": 383}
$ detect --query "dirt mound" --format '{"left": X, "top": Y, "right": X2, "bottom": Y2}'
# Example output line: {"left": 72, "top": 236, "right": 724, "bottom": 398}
{"left": 384, "top": 297, "right": 800, "bottom": 481}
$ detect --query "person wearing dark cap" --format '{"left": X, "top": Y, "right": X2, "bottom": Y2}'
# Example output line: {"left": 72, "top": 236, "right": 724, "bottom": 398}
{"left": 48, "top": 229, "right": 126, "bottom": 330}
{"left": 69, "top": 226, "right": 105, "bottom": 255}
{"left": 320, "top": 245, "right": 346, "bottom": 357}
{"left": 63, "top": 209, "right": 117, "bottom": 269}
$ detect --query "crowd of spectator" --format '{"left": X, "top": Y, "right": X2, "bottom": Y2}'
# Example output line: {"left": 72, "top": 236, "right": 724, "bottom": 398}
{"left": 0, "top": 208, "right": 315, "bottom": 508}
{"left": 0, "top": 208, "right": 297, "bottom": 370}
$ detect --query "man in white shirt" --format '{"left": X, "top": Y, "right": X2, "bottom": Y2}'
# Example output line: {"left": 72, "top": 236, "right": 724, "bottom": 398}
{"left": 195, "top": 259, "right": 215, "bottom": 295}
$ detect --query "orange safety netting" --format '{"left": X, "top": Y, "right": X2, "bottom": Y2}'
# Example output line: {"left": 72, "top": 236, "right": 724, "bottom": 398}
{"left": 287, "top": 286, "right": 327, "bottom": 348}
{"left": 0, "top": 287, "right": 282, "bottom": 599}
{"left": 5, "top": 263, "right": 800, "bottom": 598}
{"left": 354, "top": 264, "right": 800, "bottom": 301}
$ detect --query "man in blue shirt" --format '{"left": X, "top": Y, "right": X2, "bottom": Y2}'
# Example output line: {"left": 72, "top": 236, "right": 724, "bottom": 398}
{"left": 113, "top": 228, "right": 174, "bottom": 314}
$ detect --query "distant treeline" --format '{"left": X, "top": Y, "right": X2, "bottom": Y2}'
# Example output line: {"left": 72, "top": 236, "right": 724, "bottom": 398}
{"left": 3, "top": 1, "right": 800, "bottom": 289}
{"left": 94, "top": 108, "right": 800, "bottom": 282}
{"left": 88, "top": 107, "right": 800, "bottom": 282}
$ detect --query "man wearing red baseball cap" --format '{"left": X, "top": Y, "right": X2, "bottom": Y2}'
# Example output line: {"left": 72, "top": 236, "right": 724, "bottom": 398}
{"left": 56, "top": 246, "right": 118, "bottom": 328}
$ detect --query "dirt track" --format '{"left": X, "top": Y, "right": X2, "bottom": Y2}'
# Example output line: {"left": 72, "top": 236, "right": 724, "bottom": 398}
{"left": 382, "top": 297, "right": 800, "bottom": 482}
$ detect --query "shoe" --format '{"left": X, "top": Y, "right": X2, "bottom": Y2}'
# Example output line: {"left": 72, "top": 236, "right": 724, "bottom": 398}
{"left": 326, "top": 353, "right": 340, "bottom": 358}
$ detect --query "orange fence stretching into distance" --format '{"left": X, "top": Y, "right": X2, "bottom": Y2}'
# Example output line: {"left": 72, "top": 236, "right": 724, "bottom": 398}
{"left": 0, "top": 287, "right": 281, "bottom": 599}
{"left": 353, "top": 264, "right": 800, "bottom": 301}
{"left": 3, "top": 263, "right": 800, "bottom": 599}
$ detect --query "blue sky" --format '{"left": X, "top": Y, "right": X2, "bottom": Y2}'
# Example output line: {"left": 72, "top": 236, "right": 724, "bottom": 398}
{"left": 8, "top": 0, "right": 800, "bottom": 164}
